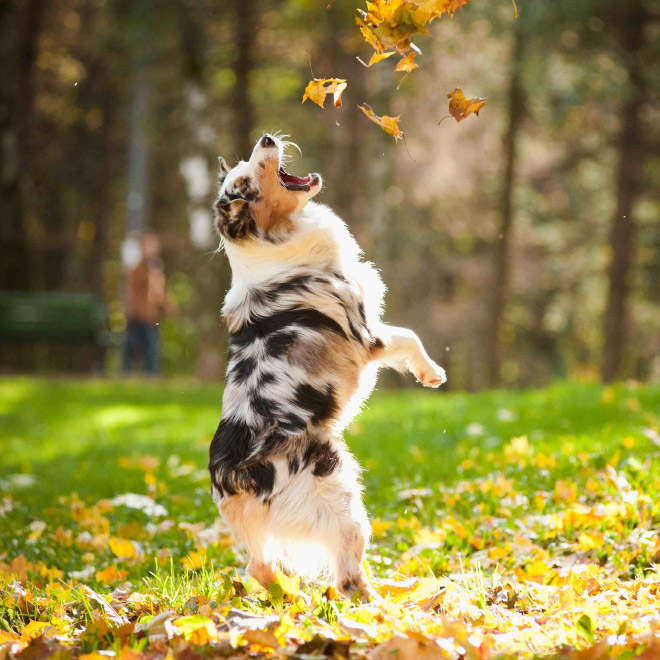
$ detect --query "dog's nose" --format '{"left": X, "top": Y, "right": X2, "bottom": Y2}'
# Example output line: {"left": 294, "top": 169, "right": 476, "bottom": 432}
{"left": 260, "top": 134, "right": 275, "bottom": 148}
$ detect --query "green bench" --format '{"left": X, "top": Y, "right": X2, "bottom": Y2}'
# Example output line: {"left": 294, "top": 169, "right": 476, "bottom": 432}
{"left": 0, "top": 292, "right": 119, "bottom": 372}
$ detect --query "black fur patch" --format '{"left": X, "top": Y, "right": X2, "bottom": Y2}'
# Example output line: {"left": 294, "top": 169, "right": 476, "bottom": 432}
{"left": 228, "top": 357, "right": 256, "bottom": 382}
{"left": 371, "top": 337, "right": 385, "bottom": 350}
{"left": 287, "top": 453, "right": 300, "bottom": 475}
{"left": 302, "top": 440, "right": 341, "bottom": 477}
{"left": 209, "top": 417, "right": 278, "bottom": 498}
{"left": 264, "top": 330, "right": 298, "bottom": 359}
{"left": 295, "top": 384, "right": 337, "bottom": 424}
{"left": 230, "top": 307, "right": 348, "bottom": 349}
{"left": 215, "top": 197, "right": 256, "bottom": 241}
{"left": 278, "top": 412, "right": 307, "bottom": 434}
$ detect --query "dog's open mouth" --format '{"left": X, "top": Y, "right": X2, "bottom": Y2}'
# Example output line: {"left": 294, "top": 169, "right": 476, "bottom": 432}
{"left": 278, "top": 167, "right": 317, "bottom": 192}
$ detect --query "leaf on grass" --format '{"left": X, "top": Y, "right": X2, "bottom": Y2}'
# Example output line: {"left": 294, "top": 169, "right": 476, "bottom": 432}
{"left": 447, "top": 88, "right": 487, "bottom": 122}
{"left": 359, "top": 104, "right": 403, "bottom": 141}
{"left": 302, "top": 78, "right": 347, "bottom": 108}
{"left": 108, "top": 537, "right": 137, "bottom": 559}
{"left": 369, "top": 632, "right": 448, "bottom": 660}
{"left": 171, "top": 615, "right": 217, "bottom": 645}
{"left": 95, "top": 565, "right": 128, "bottom": 586}
{"left": 395, "top": 51, "right": 418, "bottom": 72}
{"left": 274, "top": 570, "right": 300, "bottom": 598}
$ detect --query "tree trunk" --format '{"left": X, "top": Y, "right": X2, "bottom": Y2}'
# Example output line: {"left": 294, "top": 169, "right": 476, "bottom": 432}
{"left": 233, "top": 0, "right": 256, "bottom": 157}
{"left": 486, "top": 20, "right": 525, "bottom": 388}
{"left": 601, "top": 2, "right": 646, "bottom": 382}
{"left": 0, "top": 0, "right": 45, "bottom": 290}
{"left": 88, "top": 71, "right": 117, "bottom": 296}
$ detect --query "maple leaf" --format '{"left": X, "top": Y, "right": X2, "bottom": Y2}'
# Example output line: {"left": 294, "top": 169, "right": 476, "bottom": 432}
{"left": 359, "top": 104, "right": 403, "bottom": 141}
{"left": 447, "top": 88, "right": 487, "bottom": 122}
{"left": 395, "top": 51, "right": 418, "bottom": 72}
{"left": 302, "top": 78, "right": 347, "bottom": 108}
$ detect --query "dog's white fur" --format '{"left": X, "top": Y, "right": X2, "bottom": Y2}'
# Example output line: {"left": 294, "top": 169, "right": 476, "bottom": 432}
{"left": 209, "top": 134, "right": 445, "bottom": 599}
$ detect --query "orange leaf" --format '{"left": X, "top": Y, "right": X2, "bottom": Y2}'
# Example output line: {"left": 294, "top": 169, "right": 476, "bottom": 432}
{"left": 359, "top": 104, "right": 403, "bottom": 141}
{"left": 447, "top": 88, "right": 487, "bottom": 122}
{"left": 395, "top": 51, "right": 418, "bottom": 72}
{"left": 302, "top": 78, "right": 347, "bottom": 108}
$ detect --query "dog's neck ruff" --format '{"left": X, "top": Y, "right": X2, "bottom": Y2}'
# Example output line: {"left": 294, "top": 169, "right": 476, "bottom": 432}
{"left": 223, "top": 201, "right": 361, "bottom": 303}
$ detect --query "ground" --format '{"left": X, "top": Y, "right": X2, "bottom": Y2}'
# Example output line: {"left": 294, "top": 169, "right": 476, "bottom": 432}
{"left": 1, "top": 378, "right": 660, "bottom": 659}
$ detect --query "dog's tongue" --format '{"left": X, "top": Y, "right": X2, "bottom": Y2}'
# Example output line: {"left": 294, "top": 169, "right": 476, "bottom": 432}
{"left": 278, "top": 167, "right": 312, "bottom": 190}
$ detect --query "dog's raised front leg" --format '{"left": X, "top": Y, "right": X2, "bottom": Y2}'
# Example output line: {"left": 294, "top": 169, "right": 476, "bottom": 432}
{"left": 372, "top": 325, "right": 446, "bottom": 387}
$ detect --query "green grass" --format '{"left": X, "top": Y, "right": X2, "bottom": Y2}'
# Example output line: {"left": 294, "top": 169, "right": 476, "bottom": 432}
{"left": 1, "top": 378, "right": 659, "bottom": 658}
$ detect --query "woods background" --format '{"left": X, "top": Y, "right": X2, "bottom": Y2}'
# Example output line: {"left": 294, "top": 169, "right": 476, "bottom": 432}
{"left": 1, "top": 0, "right": 658, "bottom": 389}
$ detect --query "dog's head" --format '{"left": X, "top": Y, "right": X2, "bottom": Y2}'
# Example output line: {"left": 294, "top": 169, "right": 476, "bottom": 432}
{"left": 214, "top": 134, "right": 322, "bottom": 243}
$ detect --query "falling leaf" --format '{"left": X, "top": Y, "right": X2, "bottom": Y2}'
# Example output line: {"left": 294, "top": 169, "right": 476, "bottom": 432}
{"left": 367, "top": 51, "right": 395, "bottom": 66}
{"left": 447, "top": 88, "right": 487, "bottom": 122}
{"left": 302, "top": 78, "right": 347, "bottom": 108}
{"left": 359, "top": 104, "right": 403, "bottom": 141}
{"left": 395, "top": 51, "right": 418, "bottom": 72}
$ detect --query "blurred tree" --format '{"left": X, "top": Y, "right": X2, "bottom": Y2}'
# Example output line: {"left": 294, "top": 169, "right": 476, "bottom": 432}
{"left": 486, "top": 17, "right": 526, "bottom": 388}
{"left": 0, "top": 0, "right": 45, "bottom": 290}
{"left": 233, "top": 0, "right": 257, "bottom": 156}
{"left": 602, "top": 0, "right": 649, "bottom": 382}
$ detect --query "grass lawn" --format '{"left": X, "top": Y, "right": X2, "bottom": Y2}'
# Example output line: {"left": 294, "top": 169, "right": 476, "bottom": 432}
{"left": 1, "top": 378, "right": 660, "bottom": 659}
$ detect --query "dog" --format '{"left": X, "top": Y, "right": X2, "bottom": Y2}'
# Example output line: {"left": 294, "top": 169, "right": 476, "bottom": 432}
{"left": 209, "top": 133, "right": 446, "bottom": 600}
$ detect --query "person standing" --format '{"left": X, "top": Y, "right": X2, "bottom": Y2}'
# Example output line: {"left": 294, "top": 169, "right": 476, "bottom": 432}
{"left": 122, "top": 233, "right": 174, "bottom": 375}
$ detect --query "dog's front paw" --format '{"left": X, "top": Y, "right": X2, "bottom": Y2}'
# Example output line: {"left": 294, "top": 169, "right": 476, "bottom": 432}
{"left": 414, "top": 360, "right": 447, "bottom": 388}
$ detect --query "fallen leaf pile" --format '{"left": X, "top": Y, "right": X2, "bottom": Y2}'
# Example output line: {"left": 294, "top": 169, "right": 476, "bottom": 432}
{"left": 2, "top": 382, "right": 660, "bottom": 659}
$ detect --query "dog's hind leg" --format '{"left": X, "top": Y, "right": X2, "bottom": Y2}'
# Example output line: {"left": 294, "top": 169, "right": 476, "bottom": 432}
{"left": 271, "top": 449, "right": 376, "bottom": 602}
{"left": 218, "top": 493, "right": 277, "bottom": 587}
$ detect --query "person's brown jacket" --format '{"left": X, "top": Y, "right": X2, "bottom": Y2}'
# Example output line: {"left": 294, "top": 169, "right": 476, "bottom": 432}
{"left": 125, "top": 260, "right": 171, "bottom": 325}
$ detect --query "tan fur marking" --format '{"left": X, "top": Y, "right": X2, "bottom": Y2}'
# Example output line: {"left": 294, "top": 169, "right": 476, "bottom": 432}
{"left": 250, "top": 160, "right": 297, "bottom": 234}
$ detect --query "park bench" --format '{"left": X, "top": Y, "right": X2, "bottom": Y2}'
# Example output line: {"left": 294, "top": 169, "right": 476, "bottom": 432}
{"left": 0, "top": 292, "right": 119, "bottom": 372}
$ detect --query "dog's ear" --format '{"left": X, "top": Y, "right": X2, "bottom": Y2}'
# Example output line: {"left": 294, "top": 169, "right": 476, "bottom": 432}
{"left": 214, "top": 197, "right": 256, "bottom": 241}
{"left": 218, "top": 157, "right": 230, "bottom": 186}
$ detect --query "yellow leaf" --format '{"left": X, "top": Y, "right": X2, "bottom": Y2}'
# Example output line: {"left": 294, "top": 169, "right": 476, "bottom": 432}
{"left": 372, "top": 517, "right": 393, "bottom": 538}
{"left": 21, "top": 621, "right": 55, "bottom": 640}
{"left": 409, "top": 577, "right": 438, "bottom": 602}
{"left": 578, "top": 532, "right": 603, "bottom": 551}
{"left": 367, "top": 51, "right": 395, "bottom": 66}
{"left": 359, "top": 104, "right": 403, "bottom": 141}
{"left": 395, "top": 51, "right": 418, "bottom": 72}
{"left": 623, "top": 436, "right": 635, "bottom": 449}
{"left": 181, "top": 547, "right": 206, "bottom": 570}
{"left": 274, "top": 570, "right": 300, "bottom": 597}
{"left": 172, "top": 615, "right": 217, "bottom": 645}
{"left": 109, "top": 537, "right": 137, "bottom": 558}
{"left": 447, "top": 88, "right": 487, "bottom": 122}
{"left": 302, "top": 78, "right": 347, "bottom": 108}
{"left": 80, "top": 653, "right": 108, "bottom": 660}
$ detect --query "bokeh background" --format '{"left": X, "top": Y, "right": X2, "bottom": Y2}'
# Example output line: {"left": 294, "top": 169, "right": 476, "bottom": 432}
{"left": 1, "top": 0, "right": 658, "bottom": 389}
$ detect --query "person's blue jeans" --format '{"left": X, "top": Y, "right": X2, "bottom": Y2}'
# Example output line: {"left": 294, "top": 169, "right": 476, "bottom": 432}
{"left": 123, "top": 319, "right": 160, "bottom": 375}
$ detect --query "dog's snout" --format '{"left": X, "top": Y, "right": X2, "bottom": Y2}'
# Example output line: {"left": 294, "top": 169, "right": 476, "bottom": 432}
{"left": 260, "top": 134, "right": 276, "bottom": 148}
